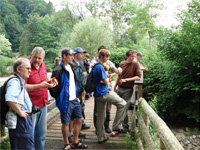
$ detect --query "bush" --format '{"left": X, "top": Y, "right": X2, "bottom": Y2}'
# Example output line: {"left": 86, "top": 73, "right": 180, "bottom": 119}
{"left": 0, "top": 55, "right": 16, "bottom": 76}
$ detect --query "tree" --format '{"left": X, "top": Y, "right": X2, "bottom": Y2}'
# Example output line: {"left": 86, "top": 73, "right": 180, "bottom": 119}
{"left": 0, "top": 0, "right": 23, "bottom": 52}
{"left": 64, "top": 17, "right": 114, "bottom": 57}
{"left": 0, "top": 34, "right": 12, "bottom": 56}
{"left": 126, "top": 0, "right": 163, "bottom": 50}
{"left": 149, "top": 0, "right": 200, "bottom": 122}
{"left": 85, "top": 0, "right": 129, "bottom": 46}
{"left": 19, "top": 14, "right": 59, "bottom": 56}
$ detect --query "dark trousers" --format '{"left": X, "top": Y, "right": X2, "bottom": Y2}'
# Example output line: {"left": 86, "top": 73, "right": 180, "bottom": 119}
{"left": 93, "top": 99, "right": 110, "bottom": 129}
{"left": 9, "top": 115, "right": 34, "bottom": 150}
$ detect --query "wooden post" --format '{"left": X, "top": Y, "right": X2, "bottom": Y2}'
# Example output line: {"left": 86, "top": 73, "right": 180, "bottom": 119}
{"left": 160, "top": 139, "right": 167, "bottom": 150}
{"left": 144, "top": 113, "right": 149, "bottom": 132}
{"left": 139, "top": 98, "right": 184, "bottom": 150}
{"left": 137, "top": 112, "right": 157, "bottom": 150}
{"left": 0, "top": 124, "right": 6, "bottom": 136}
{"left": 138, "top": 85, "right": 142, "bottom": 98}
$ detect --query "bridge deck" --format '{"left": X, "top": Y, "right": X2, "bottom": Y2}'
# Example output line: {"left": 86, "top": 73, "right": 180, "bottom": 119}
{"left": 46, "top": 96, "right": 133, "bottom": 143}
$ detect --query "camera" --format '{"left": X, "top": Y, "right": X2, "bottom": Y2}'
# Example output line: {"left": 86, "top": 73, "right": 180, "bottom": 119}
{"left": 32, "top": 105, "right": 41, "bottom": 114}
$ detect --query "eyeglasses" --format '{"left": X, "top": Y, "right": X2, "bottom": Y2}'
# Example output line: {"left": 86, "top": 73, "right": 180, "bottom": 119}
{"left": 20, "top": 66, "right": 31, "bottom": 71}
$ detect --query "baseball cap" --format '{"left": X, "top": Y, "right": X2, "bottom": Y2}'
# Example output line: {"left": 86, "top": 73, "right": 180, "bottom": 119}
{"left": 137, "top": 52, "right": 144, "bottom": 57}
{"left": 73, "top": 47, "right": 86, "bottom": 54}
{"left": 61, "top": 48, "right": 73, "bottom": 56}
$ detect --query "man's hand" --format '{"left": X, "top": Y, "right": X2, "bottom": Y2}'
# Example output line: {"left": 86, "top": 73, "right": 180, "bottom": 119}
{"left": 18, "top": 110, "right": 29, "bottom": 120}
{"left": 118, "top": 79, "right": 125, "bottom": 85}
{"left": 116, "top": 67, "right": 122, "bottom": 75}
{"left": 47, "top": 77, "right": 58, "bottom": 86}
{"left": 41, "top": 77, "right": 58, "bottom": 88}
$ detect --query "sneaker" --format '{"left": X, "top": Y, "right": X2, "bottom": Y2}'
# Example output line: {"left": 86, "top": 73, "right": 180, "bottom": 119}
{"left": 82, "top": 124, "right": 90, "bottom": 130}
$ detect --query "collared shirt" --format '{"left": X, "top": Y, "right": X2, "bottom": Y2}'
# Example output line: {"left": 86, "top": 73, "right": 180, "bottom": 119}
{"left": 25, "top": 59, "right": 48, "bottom": 108}
{"left": 5, "top": 74, "right": 32, "bottom": 113}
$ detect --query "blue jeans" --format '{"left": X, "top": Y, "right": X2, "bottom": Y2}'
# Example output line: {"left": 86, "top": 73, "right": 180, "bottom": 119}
{"left": 32, "top": 106, "right": 47, "bottom": 150}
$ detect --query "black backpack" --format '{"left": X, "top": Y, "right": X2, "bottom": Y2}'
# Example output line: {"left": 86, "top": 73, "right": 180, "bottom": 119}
{"left": 0, "top": 74, "right": 22, "bottom": 125}
{"left": 85, "top": 63, "right": 101, "bottom": 93}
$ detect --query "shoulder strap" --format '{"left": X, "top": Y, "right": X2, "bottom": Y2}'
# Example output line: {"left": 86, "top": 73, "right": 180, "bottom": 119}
{"left": 4, "top": 75, "right": 22, "bottom": 91}
{"left": 92, "top": 62, "right": 101, "bottom": 71}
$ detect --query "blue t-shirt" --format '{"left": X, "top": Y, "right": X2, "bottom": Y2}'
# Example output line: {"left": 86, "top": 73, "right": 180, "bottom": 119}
{"left": 93, "top": 63, "right": 109, "bottom": 97}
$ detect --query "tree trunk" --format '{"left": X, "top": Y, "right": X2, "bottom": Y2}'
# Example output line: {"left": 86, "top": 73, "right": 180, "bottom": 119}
{"left": 148, "top": 31, "right": 152, "bottom": 50}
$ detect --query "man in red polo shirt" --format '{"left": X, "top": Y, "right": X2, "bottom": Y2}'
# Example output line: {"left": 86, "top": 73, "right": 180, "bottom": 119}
{"left": 25, "top": 47, "right": 57, "bottom": 150}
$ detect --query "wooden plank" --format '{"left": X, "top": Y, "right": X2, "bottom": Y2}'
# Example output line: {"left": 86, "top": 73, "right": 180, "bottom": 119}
{"left": 46, "top": 96, "right": 133, "bottom": 143}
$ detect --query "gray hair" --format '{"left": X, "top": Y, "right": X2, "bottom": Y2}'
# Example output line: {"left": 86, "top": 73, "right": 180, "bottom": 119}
{"left": 32, "top": 47, "right": 45, "bottom": 57}
{"left": 13, "top": 58, "right": 30, "bottom": 72}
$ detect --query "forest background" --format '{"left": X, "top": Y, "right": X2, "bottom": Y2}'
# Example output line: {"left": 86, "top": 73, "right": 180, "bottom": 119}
{"left": 0, "top": 0, "right": 199, "bottom": 124}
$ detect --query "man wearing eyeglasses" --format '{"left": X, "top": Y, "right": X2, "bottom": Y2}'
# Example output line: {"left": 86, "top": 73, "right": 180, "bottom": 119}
{"left": 5, "top": 58, "right": 34, "bottom": 149}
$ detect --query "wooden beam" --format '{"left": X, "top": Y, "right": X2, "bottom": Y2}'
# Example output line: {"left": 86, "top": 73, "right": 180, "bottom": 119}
{"left": 139, "top": 98, "right": 184, "bottom": 150}
{"left": 137, "top": 112, "right": 157, "bottom": 150}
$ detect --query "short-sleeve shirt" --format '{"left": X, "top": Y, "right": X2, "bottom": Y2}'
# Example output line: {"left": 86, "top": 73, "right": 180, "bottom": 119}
{"left": 93, "top": 63, "right": 109, "bottom": 97}
{"left": 25, "top": 59, "right": 48, "bottom": 108}
{"left": 5, "top": 75, "right": 32, "bottom": 113}
{"left": 118, "top": 60, "right": 141, "bottom": 88}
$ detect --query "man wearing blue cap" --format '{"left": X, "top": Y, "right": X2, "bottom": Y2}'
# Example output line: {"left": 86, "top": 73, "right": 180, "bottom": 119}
{"left": 71, "top": 47, "right": 90, "bottom": 130}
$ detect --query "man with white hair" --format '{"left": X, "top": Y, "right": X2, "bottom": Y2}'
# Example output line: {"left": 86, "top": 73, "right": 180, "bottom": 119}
{"left": 25, "top": 47, "right": 57, "bottom": 150}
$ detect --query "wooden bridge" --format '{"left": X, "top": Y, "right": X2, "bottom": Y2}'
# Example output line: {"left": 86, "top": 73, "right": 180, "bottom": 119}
{"left": 46, "top": 96, "right": 132, "bottom": 143}
{"left": 1, "top": 78, "right": 184, "bottom": 149}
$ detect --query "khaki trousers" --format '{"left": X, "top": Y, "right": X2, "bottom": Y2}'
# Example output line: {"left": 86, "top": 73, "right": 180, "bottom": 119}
{"left": 95, "top": 91, "right": 126, "bottom": 142}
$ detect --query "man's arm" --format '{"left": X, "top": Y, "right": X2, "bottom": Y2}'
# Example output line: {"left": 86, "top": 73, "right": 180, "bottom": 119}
{"left": 26, "top": 77, "right": 58, "bottom": 92}
{"left": 7, "top": 102, "right": 29, "bottom": 120}
{"left": 100, "top": 78, "right": 109, "bottom": 85}
{"left": 119, "top": 76, "right": 141, "bottom": 85}
{"left": 114, "top": 75, "right": 120, "bottom": 92}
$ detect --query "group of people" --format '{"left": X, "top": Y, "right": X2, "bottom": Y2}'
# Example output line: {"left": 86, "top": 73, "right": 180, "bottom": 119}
{"left": 4, "top": 45, "right": 147, "bottom": 150}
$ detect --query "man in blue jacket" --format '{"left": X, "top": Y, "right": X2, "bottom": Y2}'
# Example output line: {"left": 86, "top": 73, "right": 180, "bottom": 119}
{"left": 49, "top": 48, "right": 88, "bottom": 150}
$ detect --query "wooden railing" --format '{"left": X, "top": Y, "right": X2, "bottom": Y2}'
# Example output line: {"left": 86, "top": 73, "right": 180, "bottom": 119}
{"left": 132, "top": 98, "right": 184, "bottom": 150}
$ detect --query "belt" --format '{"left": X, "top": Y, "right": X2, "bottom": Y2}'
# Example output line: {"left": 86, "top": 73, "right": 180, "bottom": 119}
{"left": 119, "top": 86, "right": 133, "bottom": 89}
{"left": 27, "top": 113, "right": 32, "bottom": 116}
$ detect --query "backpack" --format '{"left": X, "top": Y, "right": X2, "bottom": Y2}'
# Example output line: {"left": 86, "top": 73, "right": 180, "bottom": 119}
{"left": 85, "top": 63, "right": 101, "bottom": 93}
{"left": 0, "top": 74, "right": 22, "bottom": 125}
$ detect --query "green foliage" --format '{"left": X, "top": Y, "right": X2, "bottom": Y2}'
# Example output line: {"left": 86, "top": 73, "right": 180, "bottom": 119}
{"left": 0, "top": 55, "right": 15, "bottom": 76}
{"left": 125, "top": 132, "right": 137, "bottom": 149}
{"left": 66, "top": 17, "right": 114, "bottom": 58}
{"left": 109, "top": 47, "right": 127, "bottom": 67}
{"left": 142, "top": 0, "right": 200, "bottom": 122}
{"left": 0, "top": 0, "right": 23, "bottom": 52}
{"left": 0, "top": 138, "right": 10, "bottom": 150}
{"left": 0, "top": 34, "right": 12, "bottom": 56}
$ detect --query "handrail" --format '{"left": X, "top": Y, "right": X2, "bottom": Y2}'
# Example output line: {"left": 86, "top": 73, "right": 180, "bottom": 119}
{"left": 133, "top": 98, "right": 184, "bottom": 150}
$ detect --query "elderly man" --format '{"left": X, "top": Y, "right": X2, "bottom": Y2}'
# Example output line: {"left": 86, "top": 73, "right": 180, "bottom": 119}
{"left": 5, "top": 58, "right": 34, "bottom": 149}
{"left": 25, "top": 47, "right": 57, "bottom": 150}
